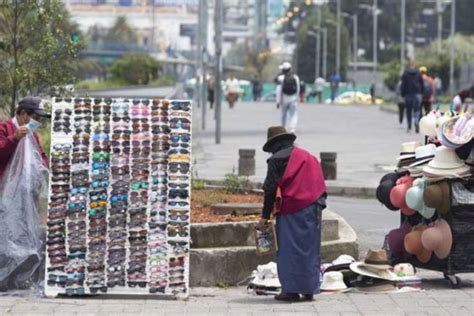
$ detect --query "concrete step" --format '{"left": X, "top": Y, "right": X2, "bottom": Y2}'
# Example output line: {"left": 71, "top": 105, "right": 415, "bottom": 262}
{"left": 190, "top": 217, "right": 339, "bottom": 249}
{"left": 189, "top": 210, "right": 358, "bottom": 287}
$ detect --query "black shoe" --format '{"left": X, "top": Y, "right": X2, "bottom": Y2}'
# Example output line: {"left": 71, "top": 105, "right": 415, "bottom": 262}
{"left": 274, "top": 292, "right": 300, "bottom": 302}
{"left": 300, "top": 294, "right": 314, "bottom": 301}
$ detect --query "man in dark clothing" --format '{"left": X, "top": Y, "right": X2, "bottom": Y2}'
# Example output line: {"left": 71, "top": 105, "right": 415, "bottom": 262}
{"left": 258, "top": 126, "right": 327, "bottom": 302}
{"left": 400, "top": 62, "right": 424, "bottom": 133}
{"left": 252, "top": 76, "right": 262, "bottom": 102}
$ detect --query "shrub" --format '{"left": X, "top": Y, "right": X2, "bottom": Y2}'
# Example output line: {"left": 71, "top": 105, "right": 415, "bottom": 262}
{"left": 223, "top": 173, "right": 252, "bottom": 194}
{"left": 110, "top": 54, "right": 161, "bottom": 85}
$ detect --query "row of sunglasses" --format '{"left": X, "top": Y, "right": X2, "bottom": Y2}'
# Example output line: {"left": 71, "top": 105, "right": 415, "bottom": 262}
{"left": 46, "top": 99, "right": 192, "bottom": 295}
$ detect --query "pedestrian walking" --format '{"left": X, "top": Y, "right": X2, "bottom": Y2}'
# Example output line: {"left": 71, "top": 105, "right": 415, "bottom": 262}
{"left": 0, "top": 97, "right": 50, "bottom": 291}
{"left": 329, "top": 73, "right": 341, "bottom": 103}
{"left": 299, "top": 80, "right": 306, "bottom": 103}
{"left": 419, "top": 66, "right": 435, "bottom": 115}
{"left": 434, "top": 75, "right": 443, "bottom": 105}
{"left": 252, "top": 76, "right": 262, "bottom": 102}
{"left": 207, "top": 77, "right": 215, "bottom": 109}
{"left": 396, "top": 80, "right": 405, "bottom": 125}
{"left": 370, "top": 84, "right": 376, "bottom": 104}
{"left": 258, "top": 126, "right": 327, "bottom": 302}
{"left": 313, "top": 76, "right": 326, "bottom": 104}
{"left": 400, "top": 61, "right": 424, "bottom": 133}
{"left": 275, "top": 62, "right": 300, "bottom": 133}
{"left": 225, "top": 74, "right": 240, "bottom": 109}
{"left": 452, "top": 85, "right": 474, "bottom": 113}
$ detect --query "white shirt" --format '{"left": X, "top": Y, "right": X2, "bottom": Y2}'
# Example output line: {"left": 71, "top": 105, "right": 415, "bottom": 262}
{"left": 225, "top": 78, "right": 240, "bottom": 93}
{"left": 315, "top": 77, "right": 326, "bottom": 92}
{"left": 276, "top": 73, "right": 300, "bottom": 104}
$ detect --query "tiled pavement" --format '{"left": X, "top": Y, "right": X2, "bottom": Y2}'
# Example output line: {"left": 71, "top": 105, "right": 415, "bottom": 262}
{"left": 1, "top": 271, "right": 473, "bottom": 316}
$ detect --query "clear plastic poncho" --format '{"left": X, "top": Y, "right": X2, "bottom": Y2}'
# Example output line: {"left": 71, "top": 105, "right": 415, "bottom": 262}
{"left": 0, "top": 123, "right": 48, "bottom": 289}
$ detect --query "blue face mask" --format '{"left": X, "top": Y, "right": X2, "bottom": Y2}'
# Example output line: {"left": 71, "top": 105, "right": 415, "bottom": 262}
{"left": 27, "top": 118, "right": 41, "bottom": 133}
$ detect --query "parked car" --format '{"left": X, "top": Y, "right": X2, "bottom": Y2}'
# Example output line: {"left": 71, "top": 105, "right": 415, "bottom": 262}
{"left": 325, "top": 91, "right": 383, "bottom": 105}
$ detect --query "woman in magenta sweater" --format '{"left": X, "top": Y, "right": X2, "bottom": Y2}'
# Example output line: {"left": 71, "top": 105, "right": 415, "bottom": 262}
{"left": 258, "top": 126, "right": 327, "bottom": 302}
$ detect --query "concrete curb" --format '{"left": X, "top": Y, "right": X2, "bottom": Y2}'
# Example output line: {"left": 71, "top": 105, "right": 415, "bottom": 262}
{"left": 189, "top": 209, "right": 359, "bottom": 287}
{"left": 200, "top": 180, "right": 376, "bottom": 199}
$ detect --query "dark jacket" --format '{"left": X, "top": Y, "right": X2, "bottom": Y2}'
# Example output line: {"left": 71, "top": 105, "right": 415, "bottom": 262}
{"left": 400, "top": 68, "right": 423, "bottom": 97}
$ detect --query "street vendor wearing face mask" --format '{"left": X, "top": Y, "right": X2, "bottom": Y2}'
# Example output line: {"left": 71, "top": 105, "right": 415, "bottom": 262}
{"left": 0, "top": 96, "right": 50, "bottom": 179}
{"left": 258, "top": 126, "right": 327, "bottom": 302}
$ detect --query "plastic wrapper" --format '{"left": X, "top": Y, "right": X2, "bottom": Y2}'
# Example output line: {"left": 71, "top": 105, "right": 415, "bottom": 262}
{"left": 0, "top": 130, "right": 48, "bottom": 290}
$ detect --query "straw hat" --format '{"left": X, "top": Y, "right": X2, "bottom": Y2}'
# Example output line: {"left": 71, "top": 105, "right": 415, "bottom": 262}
{"left": 405, "top": 178, "right": 436, "bottom": 219}
{"left": 422, "top": 146, "right": 470, "bottom": 177}
{"left": 419, "top": 112, "right": 438, "bottom": 138}
{"left": 396, "top": 141, "right": 422, "bottom": 161}
{"left": 421, "top": 219, "right": 453, "bottom": 259}
{"left": 349, "top": 249, "right": 396, "bottom": 281}
{"left": 423, "top": 180, "right": 451, "bottom": 214}
{"left": 404, "top": 224, "right": 432, "bottom": 263}
{"left": 408, "top": 144, "right": 437, "bottom": 168}
{"left": 320, "top": 271, "right": 349, "bottom": 292}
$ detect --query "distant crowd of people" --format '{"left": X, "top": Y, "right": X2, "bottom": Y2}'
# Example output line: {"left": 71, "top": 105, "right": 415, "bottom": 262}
{"left": 398, "top": 60, "right": 473, "bottom": 133}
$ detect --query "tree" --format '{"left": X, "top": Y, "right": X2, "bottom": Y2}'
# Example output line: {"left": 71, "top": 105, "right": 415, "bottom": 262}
{"left": 245, "top": 50, "right": 272, "bottom": 80}
{"left": 110, "top": 54, "right": 161, "bottom": 85}
{"left": 104, "top": 16, "right": 138, "bottom": 47}
{"left": 295, "top": 6, "right": 350, "bottom": 82}
{"left": 0, "top": 0, "right": 83, "bottom": 115}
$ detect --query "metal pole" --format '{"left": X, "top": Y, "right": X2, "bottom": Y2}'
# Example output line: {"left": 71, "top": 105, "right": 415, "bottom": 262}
{"left": 373, "top": 0, "right": 378, "bottom": 81}
{"left": 215, "top": 0, "right": 223, "bottom": 144}
{"left": 200, "top": 0, "right": 208, "bottom": 130}
{"left": 336, "top": 0, "right": 341, "bottom": 75}
{"left": 315, "top": 7, "right": 321, "bottom": 79}
{"left": 151, "top": 1, "right": 155, "bottom": 52}
{"left": 449, "top": 0, "right": 456, "bottom": 96}
{"left": 401, "top": 0, "right": 405, "bottom": 72}
{"left": 353, "top": 14, "right": 357, "bottom": 72}
{"left": 322, "top": 27, "right": 327, "bottom": 79}
{"left": 437, "top": 0, "right": 442, "bottom": 54}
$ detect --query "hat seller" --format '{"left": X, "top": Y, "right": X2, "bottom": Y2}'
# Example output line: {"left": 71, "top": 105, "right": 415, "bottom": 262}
{"left": 258, "top": 126, "right": 327, "bottom": 302}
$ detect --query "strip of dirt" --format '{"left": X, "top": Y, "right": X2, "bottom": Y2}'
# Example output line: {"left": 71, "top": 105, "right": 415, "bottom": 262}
{"left": 191, "top": 189, "right": 263, "bottom": 223}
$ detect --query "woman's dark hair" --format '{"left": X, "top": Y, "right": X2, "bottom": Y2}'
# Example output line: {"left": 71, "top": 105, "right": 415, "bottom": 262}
{"left": 16, "top": 108, "right": 35, "bottom": 116}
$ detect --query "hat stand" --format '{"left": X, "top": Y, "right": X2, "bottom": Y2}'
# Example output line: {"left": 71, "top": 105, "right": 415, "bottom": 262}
{"left": 386, "top": 177, "right": 474, "bottom": 289}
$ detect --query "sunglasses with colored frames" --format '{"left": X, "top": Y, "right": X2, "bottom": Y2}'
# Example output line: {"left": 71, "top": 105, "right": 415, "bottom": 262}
{"left": 90, "top": 192, "right": 108, "bottom": 201}
{"left": 111, "top": 102, "right": 129, "bottom": 111}
{"left": 168, "top": 201, "right": 189, "bottom": 207}
{"left": 128, "top": 207, "right": 146, "bottom": 216}
{"left": 131, "top": 181, "right": 148, "bottom": 190}
{"left": 132, "top": 99, "right": 150, "bottom": 106}
{"left": 170, "top": 122, "right": 191, "bottom": 130}
{"left": 88, "top": 207, "right": 106, "bottom": 216}
{"left": 92, "top": 152, "right": 110, "bottom": 160}
{"left": 170, "top": 134, "right": 191, "bottom": 143}
{"left": 150, "top": 116, "right": 169, "bottom": 123}
{"left": 111, "top": 194, "right": 127, "bottom": 203}
{"left": 152, "top": 126, "right": 171, "bottom": 134}
{"left": 112, "top": 147, "right": 131, "bottom": 154}
{"left": 92, "top": 133, "right": 110, "bottom": 142}
{"left": 92, "top": 161, "right": 109, "bottom": 169}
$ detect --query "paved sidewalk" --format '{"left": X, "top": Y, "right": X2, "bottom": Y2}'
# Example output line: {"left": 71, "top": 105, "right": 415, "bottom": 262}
{"left": 192, "top": 102, "right": 420, "bottom": 189}
{"left": 1, "top": 271, "right": 473, "bottom": 316}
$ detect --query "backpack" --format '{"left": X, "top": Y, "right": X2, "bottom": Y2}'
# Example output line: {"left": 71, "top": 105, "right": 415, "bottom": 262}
{"left": 282, "top": 74, "right": 298, "bottom": 95}
{"left": 422, "top": 78, "right": 433, "bottom": 98}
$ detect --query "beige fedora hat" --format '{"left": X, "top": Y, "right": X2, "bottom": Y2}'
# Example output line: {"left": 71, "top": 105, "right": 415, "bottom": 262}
{"left": 423, "top": 146, "right": 470, "bottom": 176}
{"left": 396, "top": 141, "right": 422, "bottom": 161}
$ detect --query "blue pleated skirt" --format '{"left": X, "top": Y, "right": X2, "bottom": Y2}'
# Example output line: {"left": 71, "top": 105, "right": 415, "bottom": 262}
{"left": 276, "top": 199, "right": 325, "bottom": 295}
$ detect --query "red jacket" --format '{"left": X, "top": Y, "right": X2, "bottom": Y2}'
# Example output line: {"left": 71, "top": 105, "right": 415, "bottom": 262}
{"left": 0, "top": 118, "right": 48, "bottom": 180}
{"left": 277, "top": 147, "right": 327, "bottom": 214}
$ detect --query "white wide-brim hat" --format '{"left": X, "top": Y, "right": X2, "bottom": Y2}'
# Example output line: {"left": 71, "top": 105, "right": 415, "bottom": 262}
{"left": 396, "top": 141, "right": 422, "bottom": 161}
{"left": 320, "top": 271, "right": 349, "bottom": 292}
{"left": 349, "top": 263, "right": 397, "bottom": 281}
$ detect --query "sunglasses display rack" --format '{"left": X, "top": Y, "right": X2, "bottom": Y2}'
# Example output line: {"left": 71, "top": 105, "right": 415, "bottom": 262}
{"left": 45, "top": 98, "right": 192, "bottom": 298}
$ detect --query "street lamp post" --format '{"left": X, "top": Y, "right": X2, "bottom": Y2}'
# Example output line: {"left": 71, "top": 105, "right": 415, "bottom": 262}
{"left": 315, "top": 7, "right": 322, "bottom": 79}
{"left": 322, "top": 27, "right": 327, "bottom": 79}
{"left": 342, "top": 12, "right": 358, "bottom": 72}
{"left": 449, "top": 0, "right": 456, "bottom": 96}
{"left": 336, "top": 0, "right": 341, "bottom": 75}
{"left": 373, "top": 0, "right": 378, "bottom": 80}
{"left": 401, "top": 0, "right": 405, "bottom": 72}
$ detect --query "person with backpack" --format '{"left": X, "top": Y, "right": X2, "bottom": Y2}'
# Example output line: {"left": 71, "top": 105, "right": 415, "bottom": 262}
{"left": 419, "top": 66, "right": 435, "bottom": 115}
{"left": 400, "top": 61, "right": 424, "bottom": 133}
{"left": 275, "top": 62, "right": 300, "bottom": 133}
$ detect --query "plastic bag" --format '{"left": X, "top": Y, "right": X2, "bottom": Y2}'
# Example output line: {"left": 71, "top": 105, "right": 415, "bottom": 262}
{"left": 0, "top": 129, "right": 48, "bottom": 289}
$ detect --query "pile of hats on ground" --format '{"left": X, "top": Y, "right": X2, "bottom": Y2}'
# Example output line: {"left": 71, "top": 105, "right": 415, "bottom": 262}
{"left": 376, "top": 111, "right": 474, "bottom": 264}
{"left": 320, "top": 250, "right": 421, "bottom": 293}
